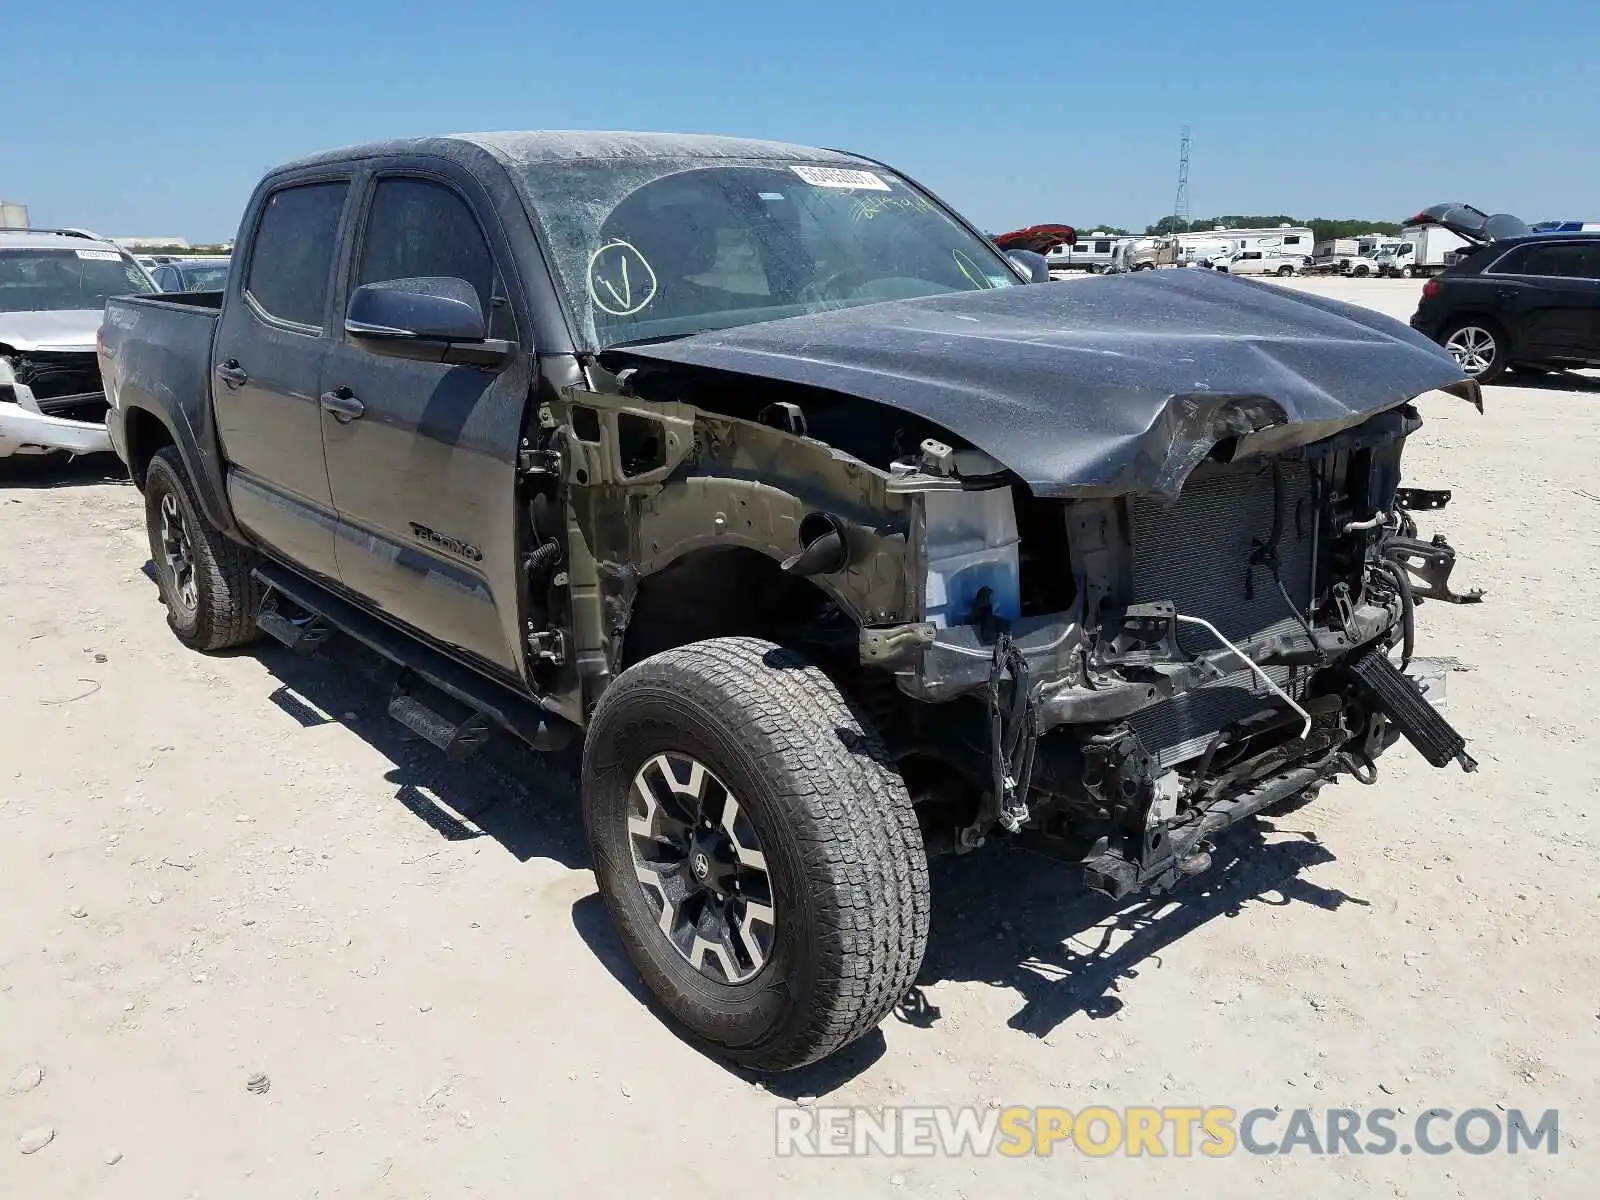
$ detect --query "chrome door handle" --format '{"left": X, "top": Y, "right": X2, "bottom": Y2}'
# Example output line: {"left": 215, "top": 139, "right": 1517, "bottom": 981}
{"left": 319, "top": 387, "right": 365, "bottom": 422}
{"left": 216, "top": 360, "right": 248, "bottom": 388}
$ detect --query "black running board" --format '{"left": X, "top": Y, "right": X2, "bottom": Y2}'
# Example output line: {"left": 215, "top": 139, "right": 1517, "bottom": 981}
{"left": 252, "top": 560, "right": 576, "bottom": 755}
{"left": 256, "top": 593, "right": 332, "bottom": 656}
{"left": 1346, "top": 643, "right": 1477, "bottom": 772}
{"left": 388, "top": 672, "right": 494, "bottom": 762}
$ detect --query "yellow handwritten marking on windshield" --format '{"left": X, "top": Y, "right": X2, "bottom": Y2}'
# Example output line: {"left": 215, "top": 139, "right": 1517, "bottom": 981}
{"left": 850, "top": 194, "right": 935, "bottom": 222}
{"left": 587, "top": 240, "right": 658, "bottom": 316}
{"left": 951, "top": 248, "right": 994, "bottom": 289}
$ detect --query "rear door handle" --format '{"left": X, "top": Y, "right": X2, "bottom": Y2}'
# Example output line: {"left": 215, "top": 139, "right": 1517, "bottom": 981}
{"left": 216, "top": 359, "right": 248, "bottom": 388}
{"left": 319, "top": 387, "right": 365, "bottom": 422}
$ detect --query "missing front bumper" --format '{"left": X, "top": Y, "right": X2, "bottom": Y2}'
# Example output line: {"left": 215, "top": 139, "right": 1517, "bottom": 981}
{"left": 1069, "top": 652, "right": 1473, "bottom": 900}
{"left": 0, "top": 401, "right": 113, "bottom": 458}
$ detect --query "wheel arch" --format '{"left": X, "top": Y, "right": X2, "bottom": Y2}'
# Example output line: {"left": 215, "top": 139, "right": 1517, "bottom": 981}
{"left": 553, "top": 385, "right": 918, "bottom": 719}
{"left": 121, "top": 402, "right": 239, "bottom": 534}
{"left": 122, "top": 403, "right": 176, "bottom": 489}
{"left": 621, "top": 544, "right": 857, "bottom": 669}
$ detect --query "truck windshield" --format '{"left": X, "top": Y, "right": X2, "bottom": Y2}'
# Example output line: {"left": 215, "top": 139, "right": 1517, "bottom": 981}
{"left": 513, "top": 159, "right": 1018, "bottom": 350}
{"left": 0, "top": 249, "right": 155, "bottom": 313}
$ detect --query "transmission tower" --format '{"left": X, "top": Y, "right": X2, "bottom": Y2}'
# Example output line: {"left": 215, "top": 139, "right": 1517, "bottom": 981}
{"left": 1172, "top": 126, "right": 1191, "bottom": 232}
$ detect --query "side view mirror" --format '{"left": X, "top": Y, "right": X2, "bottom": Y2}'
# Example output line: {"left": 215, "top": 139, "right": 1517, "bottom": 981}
{"left": 1004, "top": 249, "right": 1052, "bottom": 283}
{"left": 344, "top": 277, "right": 511, "bottom": 366}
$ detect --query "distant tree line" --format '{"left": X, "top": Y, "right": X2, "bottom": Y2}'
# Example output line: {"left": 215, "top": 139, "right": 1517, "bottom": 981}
{"left": 1142, "top": 215, "right": 1403, "bottom": 240}
{"left": 128, "top": 243, "right": 232, "bottom": 255}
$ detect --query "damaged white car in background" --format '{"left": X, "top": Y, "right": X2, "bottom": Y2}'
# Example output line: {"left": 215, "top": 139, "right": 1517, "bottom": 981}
{"left": 0, "top": 228, "right": 157, "bottom": 462}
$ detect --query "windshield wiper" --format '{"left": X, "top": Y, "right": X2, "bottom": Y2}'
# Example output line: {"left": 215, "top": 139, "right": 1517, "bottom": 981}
{"left": 605, "top": 331, "right": 698, "bottom": 350}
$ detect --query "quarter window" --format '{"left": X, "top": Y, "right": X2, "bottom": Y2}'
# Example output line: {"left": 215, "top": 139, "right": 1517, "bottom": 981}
{"left": 245, "top": 181, "right": 349, "bottom": 328}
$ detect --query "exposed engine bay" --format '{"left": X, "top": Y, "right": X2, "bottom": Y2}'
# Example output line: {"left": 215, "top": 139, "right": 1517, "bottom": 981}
{"left": 856, "top": 411, "right": 1482, "bottom": 898}
{"left": 525, "top": 269, "right": 1485, "bottom": 901}
{"left": 1, "top": 350, "right": 107, "bottom": 421}
{"left": 532, "top": 378, "right": 1481, "bottom": 904}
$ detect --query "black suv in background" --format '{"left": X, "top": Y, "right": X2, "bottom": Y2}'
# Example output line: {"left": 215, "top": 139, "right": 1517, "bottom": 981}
{"left": 1410, "top": 233, "right": 1600, "bottom": 383}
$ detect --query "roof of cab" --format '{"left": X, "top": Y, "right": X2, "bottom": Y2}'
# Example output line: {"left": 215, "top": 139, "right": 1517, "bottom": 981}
{"left": 270, "top": 130, "right": 869, "bottom": 176}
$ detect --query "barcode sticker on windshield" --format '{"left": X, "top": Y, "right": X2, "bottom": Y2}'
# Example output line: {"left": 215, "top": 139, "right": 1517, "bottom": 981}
{"left": 75, "top": 249, "right": 121, "bottom": 261}
{"left": 790, "top": 165, "right": 890, "bottom": 191}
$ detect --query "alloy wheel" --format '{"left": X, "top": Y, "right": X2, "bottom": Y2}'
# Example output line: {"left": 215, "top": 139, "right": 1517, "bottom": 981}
{"left": 158, "top": 491, "right": 198, "bottom": 616}
{"left": 627, "top": 752, "right": 776, "bottom": 984}
{"left": 1444, "top": 325, "right": 1497, "bottom": 378}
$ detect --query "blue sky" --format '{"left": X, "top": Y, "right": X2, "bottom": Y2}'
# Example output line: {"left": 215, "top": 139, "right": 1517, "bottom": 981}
{"left": 3, "top": 0, "right": 1595, "bottom": 241}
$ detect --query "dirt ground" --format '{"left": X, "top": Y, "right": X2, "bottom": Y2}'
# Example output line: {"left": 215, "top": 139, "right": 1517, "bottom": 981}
{"left": 2, "top": 278, "right": 1595, "bottom": 1198}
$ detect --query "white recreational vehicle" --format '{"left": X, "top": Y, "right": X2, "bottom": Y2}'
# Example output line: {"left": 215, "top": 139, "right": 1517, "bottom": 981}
{"left": 1045, "top": 232, "right": 1138, "bottom": 275}
{"left": 1176, "top": 224, "right": 1314, "bottom": 268}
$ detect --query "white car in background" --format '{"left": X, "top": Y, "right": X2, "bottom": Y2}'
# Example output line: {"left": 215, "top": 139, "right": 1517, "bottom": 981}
{"left": 0, "top": 228, "right": 158, "bottom": 462}
{"left": 1214, "top": 248, "right": 1306, "bottom": 277}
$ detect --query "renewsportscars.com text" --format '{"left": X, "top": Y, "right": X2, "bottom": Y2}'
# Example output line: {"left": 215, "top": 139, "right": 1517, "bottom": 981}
{"left": 775, "top": 1105, "right": 1559, "bottom": 1158}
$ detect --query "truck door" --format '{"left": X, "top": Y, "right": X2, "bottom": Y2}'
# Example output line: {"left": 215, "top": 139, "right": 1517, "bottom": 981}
{"left": 319, "top": 169, "right": 534, "bottom": 677}
{"left": 1492, "top": 241, "right": 1595, "bottom": 361}
{"left": 211, "top": 176, "right": 351, "bottom": 581}
{"left": 1579, "top": 245, "right": 1600, "bottom": 358}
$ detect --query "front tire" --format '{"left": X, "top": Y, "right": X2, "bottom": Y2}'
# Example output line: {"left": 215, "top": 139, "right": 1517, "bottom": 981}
{"left": 143, "top": 447, "right": 262, "bottom": 651}
{"left": 1441, "top": 317, "right": 1508, "bottom": 384}
{"left": 582, "top": 637, "right": 930, "bottom": 1072}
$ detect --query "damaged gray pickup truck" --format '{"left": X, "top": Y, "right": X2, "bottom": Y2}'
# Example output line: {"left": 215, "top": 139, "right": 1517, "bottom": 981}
{"left": 99, "top": 132, "right": 1483, "bottom": 1071}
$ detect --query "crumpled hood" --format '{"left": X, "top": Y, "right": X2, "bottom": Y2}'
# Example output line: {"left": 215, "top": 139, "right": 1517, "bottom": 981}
{"left": 604, "top": 269, "right": 1479, "bottom": 499}
{"left": 0, "top": 309, "right": 102, "bottom": 353}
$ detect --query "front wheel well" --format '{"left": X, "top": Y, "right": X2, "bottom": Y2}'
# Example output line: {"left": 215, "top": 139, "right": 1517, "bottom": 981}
{"left": 621, "top": 547, "right": 853, "bottom": 669}
{"left": 123, "top": 406, "right": 176, "bottom": 490}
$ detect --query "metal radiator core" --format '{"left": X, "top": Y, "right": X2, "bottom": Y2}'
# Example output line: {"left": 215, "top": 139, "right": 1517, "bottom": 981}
{"left": 1125, "top": 459, "right": 1317, "bottom": 767}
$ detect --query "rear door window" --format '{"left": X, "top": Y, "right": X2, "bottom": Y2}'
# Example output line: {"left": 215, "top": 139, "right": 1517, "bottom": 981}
{"left": 244, "top": 180, "right": 350, "bottom": 329}
{"left": 1501, "top": 243, "right": 1588, "bottom": 279}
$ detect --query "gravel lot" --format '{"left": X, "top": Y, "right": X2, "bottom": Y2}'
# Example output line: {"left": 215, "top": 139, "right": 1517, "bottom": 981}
{"left": 2, "top": 278, "right": 1594, "bottom": 1198}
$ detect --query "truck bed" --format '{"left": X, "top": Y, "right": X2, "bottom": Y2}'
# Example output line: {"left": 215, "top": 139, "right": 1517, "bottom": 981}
{"left": 102, "top": 291, "right": 221, "bottom": 419}
{"left": 101, "top": 290, "right": 231, "bottom": 528}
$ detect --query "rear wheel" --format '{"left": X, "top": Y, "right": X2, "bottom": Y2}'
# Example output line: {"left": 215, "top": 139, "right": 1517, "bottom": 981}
{"left": 582, "top": 636, "right": 930, "bottom": 1071}
{"left": 1276, "top": 264, "right": 1295, "bottom": 277}
{"left": 1441, "top": 317, "right": 1508, "bottom": 384}
{"left": 143, "top": 447, "right": 262, "bottom": 651}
